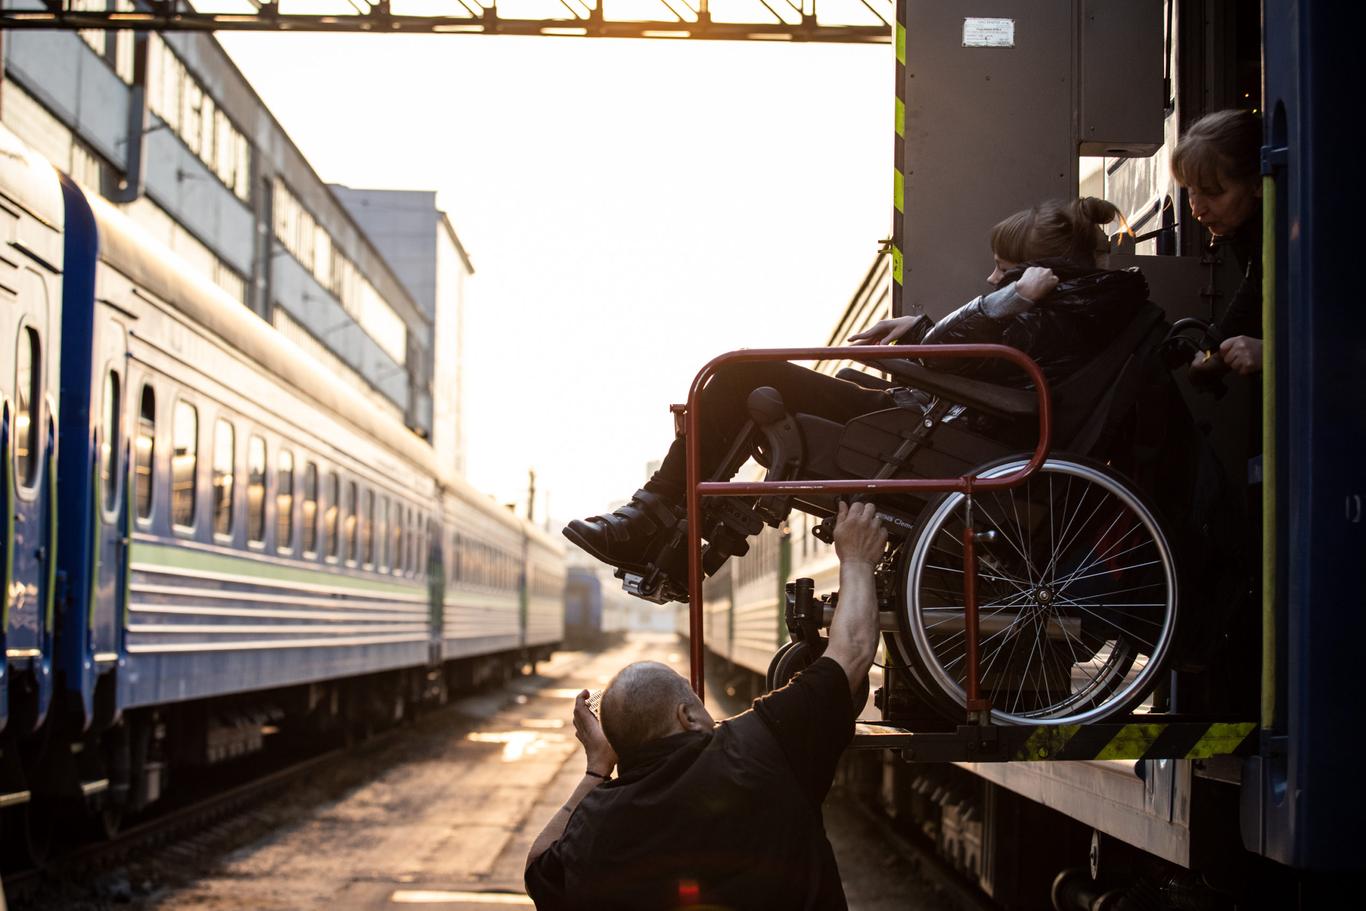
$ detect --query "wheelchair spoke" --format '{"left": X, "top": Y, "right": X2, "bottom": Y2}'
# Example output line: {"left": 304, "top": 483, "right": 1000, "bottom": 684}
{"left": 1056, "top": 556, "right": 1163, "bottom": 592}
{"left": 1050, "top": 508, "right": 1152, "bottom": 592}
{"left": 1041, "top": 482, "right": 1109, "bottom": 586}
{"left": 1065, "top": 604, "right": 1157, "bottom": 649}
{"left": 973, "top": 497, "right": 1039, "bottom": 580}
{"left": 902, "top": 458, "right": 1177, "bottom": 726}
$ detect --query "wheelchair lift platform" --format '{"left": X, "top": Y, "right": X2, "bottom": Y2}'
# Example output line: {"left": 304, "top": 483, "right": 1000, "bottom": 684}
{"left": 680, "top": 345, "right": 1256, "bottom": 768}
{"left": 849, "top": 719, "right": 1258, "bottom": 763}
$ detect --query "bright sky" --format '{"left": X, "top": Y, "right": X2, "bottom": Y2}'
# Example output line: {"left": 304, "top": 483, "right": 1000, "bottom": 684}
{"left": 218, "top": 29, "right": 890, "bottom": 526}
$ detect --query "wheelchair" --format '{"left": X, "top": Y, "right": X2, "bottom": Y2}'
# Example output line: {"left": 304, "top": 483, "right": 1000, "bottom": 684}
{"left": 633, "top": 301, "right": 1241, "bottom": 727}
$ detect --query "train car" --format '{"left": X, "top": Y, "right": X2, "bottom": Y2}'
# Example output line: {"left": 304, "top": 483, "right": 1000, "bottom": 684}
{"left": 0, "top": 124, "right": 563, "bottom": 857}
{"left": 438, "top": 479, "right": 563, "bottom": 684}
{"left": 564, "top": 564, "right": 636, "bottom": 649}
{"left": 0, "top": 127, "right": 63, "bottom": 744}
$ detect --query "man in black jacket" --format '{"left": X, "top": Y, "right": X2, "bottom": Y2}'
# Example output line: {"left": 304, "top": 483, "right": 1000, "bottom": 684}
{"left": 525, "top": 501, "right": 888, "bottom": 910}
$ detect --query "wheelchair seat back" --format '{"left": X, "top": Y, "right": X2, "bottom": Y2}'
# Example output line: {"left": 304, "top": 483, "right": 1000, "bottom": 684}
{"left": 828, "top": 303, "right": 1170, "bottom": 485}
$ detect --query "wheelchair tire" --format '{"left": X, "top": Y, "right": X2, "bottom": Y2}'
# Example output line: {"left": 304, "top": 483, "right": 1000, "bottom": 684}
{"left": 766, "top": 640, "right": 798, "bottom": 692}
{"left": 893, "top": 454, "right": 1178, "bottom": 726}
{"left": 770, "top": 639, "right": 870, "bottom": 712}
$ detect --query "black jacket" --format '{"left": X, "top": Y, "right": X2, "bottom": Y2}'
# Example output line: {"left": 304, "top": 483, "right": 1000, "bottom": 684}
{"left": 923, "top": 259, "right": 1150, "bottom": 386}
{"left": 1212, "top": 211, "right": 1263, "bottom": 341}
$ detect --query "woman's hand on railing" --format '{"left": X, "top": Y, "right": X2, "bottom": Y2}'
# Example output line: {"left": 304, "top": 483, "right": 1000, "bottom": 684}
{"left": 847, "top": 315, "right": 919, "bottom": 346}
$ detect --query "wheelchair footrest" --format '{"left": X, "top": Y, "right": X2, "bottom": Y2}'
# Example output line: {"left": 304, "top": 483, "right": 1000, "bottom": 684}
{"left": 851, "top": 718, "right": 1258, "bottom": 762}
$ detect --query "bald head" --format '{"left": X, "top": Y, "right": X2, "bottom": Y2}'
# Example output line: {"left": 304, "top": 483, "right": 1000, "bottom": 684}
{"left": 600, "top": 661, "right": 712, "bottom": 757}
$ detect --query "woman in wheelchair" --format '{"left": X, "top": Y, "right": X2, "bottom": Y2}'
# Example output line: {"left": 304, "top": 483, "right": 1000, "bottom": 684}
{"left": 564, "top": 197, "right": 1146, "bottom": 590}
{"left": 568, "top": 196, "right": 1248, "bottom": 725}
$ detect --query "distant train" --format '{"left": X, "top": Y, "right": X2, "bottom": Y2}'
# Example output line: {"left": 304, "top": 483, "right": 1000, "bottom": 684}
{"left": 563, "top": 565, "right": 630, "bottom": 648}
{"left": 0, "top": 124, "right": 563, "bottom": 855}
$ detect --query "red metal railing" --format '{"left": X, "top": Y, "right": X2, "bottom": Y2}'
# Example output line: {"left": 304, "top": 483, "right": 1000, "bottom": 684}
{"left": 683, "top": 344, "right": 1052, "bottom": 713}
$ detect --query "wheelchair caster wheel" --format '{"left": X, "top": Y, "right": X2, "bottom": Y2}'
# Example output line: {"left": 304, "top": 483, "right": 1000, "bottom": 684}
{"left": 768, "top": 640, "right": 870, "bottom": 712}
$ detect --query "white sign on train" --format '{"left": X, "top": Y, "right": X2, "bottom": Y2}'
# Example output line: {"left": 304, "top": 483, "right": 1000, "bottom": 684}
{"left": 963, "top": 17, "right": 1016, "bottom": 48}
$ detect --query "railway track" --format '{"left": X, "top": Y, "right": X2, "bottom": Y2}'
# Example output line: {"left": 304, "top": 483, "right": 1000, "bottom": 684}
{"left": 0, "top": 692, "right": 484, "bottom": 909}
{"left": 2, "top": 743, "right": 348, "bottom": 905}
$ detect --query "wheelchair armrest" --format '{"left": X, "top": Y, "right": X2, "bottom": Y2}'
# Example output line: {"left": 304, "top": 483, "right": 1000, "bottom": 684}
{"left": 835, "top": 367, "right": 899, "bottom": 391}
{"left": 862, "top": 358, "right": 1039, "bottom": 419}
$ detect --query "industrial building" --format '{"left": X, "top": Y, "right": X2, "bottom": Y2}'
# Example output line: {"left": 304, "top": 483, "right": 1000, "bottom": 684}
{"left": 0, "top": 22, "right": 468, "bottom": 457}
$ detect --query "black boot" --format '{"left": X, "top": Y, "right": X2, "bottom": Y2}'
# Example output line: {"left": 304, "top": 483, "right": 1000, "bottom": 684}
{"left": 563, "top": 489, "right": 684, "bottom": 575}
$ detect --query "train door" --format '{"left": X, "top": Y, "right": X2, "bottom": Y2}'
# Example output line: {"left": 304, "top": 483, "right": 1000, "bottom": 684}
{"left": 2, "top": 263, "right": 59, "bottom": 735}
{"left": 90, "top": 312, "right": 130, "bottom": 712}
{"left": 426, "top": 516, "right": 444, "bottom": 666}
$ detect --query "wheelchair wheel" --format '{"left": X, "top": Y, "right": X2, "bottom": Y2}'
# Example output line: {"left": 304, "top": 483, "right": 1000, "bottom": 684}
{"left": 895, "top": 456, "right": 1177, "bottom": 725}
{"left": 769, "top": 640, "right": 870, "bottom": 711}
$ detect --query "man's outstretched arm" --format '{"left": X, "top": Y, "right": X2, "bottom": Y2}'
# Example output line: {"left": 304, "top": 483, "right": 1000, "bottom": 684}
{"left": 821, "top": 501, "right": 888, "bottom": 695}
{"left": 525, "top": 689, "right": 618, "bottom": 870}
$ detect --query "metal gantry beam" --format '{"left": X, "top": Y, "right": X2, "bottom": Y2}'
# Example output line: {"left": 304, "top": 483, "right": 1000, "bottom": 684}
{"left": 0, "top": 0, "right": 893, "bottom": 42}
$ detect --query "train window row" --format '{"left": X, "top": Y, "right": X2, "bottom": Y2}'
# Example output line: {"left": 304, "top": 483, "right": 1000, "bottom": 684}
{"left": 129, "top": 376, "right": 430, "bottom": 579}
{"left": 734, "top": 526, "right": 781, "bottom": 588}
{"left": 448, "top": 533, "right": 518, "bottom": 592}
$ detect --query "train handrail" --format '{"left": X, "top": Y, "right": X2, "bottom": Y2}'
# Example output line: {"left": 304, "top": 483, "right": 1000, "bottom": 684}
{"left": 2, "top": 402, "right": 13, "bottom": 636}
{"left": 683, "top": 344, "right": 1053, "bottom": 713}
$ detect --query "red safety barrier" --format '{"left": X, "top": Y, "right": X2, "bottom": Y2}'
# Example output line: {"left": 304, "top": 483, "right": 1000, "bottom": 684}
{"left": 682, "top": 344, "right": 1052, "bottom": 714}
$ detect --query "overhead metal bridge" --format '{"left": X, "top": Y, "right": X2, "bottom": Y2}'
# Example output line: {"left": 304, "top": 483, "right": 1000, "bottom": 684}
{"left": 0, "top": 0, "right": 894, "bottom": 43}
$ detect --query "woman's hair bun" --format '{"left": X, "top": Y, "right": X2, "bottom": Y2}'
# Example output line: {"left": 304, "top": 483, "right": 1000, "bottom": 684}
{"left": 1078, "top": 196, "right": 1120, "bottom": 226}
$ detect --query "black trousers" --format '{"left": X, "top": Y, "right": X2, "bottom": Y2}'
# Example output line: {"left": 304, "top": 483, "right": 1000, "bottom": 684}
{"left": 644, "top": 362, "right": 890, "bottom": 503}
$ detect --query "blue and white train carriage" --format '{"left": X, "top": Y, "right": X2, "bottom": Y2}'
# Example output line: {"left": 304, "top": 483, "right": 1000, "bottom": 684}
{"left": 0, "top": 123, "right": 563, "bottom": 849}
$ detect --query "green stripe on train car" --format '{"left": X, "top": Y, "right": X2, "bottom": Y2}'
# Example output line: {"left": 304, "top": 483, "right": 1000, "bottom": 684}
{"left": 895, "top": 98, "right": 905, "bottom": 138}
{"left": 44, "top": 427, "right": 56, "bottom": 631}
{"left": 1095, "top": 723, "right": 1165, "bottom": 760}
{"left": 1185, "top": 722, "right": 1257, "bottom": 759}
{"left": 896, "top": 23, "right": 905, "bottom": 65}
{"left": 130, "top": 540, "right": 426, "bottom": 596}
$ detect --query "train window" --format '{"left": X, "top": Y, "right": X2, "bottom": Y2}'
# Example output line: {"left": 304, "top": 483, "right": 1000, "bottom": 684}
{"left": 393, "top": 504, "right": 404, "bottom": 575}
{"left": 135, "top": 385, "right": 155, "bottom": 520}
{"left": 213, "top": 419, "right": 235, "bottom": 537}
{"left": 417, "top": 515, "right": 427, "bottom": 578}
{"left": 277, "top": 449, "right": 295, "bottom": 552}
{"left": 14, "top": 326, "right": 40, "bottom": 488}
{"left": 100, "top": 370, "right": 122, "bottom": 511}
{"left": 343, "top": 480, "right": 357, "bottom": 564}
{"left": 360, "top": 488, "right": 374, "bottom": 567}
{"left": 324, "top": 470, "right": 339, "bottom": 559}
{"left": 376, "top": 496, "right": 388, "bottom": 571}
{"left": 302, "top": 461, "right": 318, "bottom": 555}
{"left": 247, "top": 435, "right": 266, "bottom": 544}
{"left": 172, "top": 400, "right": 198, "bottom": 529}
{"left": 404, "top": 510, "right": 415, "bottom": 573}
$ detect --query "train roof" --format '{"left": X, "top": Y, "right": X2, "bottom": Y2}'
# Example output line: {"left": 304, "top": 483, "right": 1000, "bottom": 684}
{"left": 83, "top": 185, "right": 558, "bottom": 549}
{"left": 0, "top": 126, "right": 65, "bottom": 264}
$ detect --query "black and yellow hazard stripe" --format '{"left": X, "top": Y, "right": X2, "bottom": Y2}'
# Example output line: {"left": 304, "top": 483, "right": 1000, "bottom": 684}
{"left": 891, "top": 0, "right": 906, "bottom": 315}
{"left": 1013, "top": 721, "right": 1257, "bottom": 762}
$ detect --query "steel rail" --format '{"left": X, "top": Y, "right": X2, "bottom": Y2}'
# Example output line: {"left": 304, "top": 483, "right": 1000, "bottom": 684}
{"left": 682, "top": 344, "right": 1052, "bottom": 711}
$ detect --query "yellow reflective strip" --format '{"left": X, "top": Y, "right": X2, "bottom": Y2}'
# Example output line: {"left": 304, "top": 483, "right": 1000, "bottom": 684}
{"left": 1185, "top": 722, "right": 1257, "bottom": 759}
{"left": 894, "top": 169, "right": 904, "bottom": 213}
{"left": 896, "top": 24, "right": 906, "bottom": 66}
{"left": 1016, "top": 724, "right": 1080, "bottom": 760}
{"left": 1095, "top": 723, "right": 1165, "bottom": 760}
{"left": 1261, "top": 173, "right": 1277, "bottom": 731}
{"left": 895, "top": 98, "right": 905, "bottom": 138}
{"left": 891, "top": 247, "right": 904, "bottom": 285}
